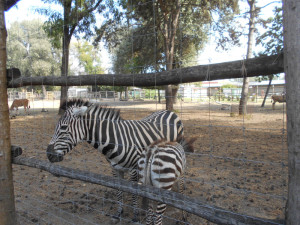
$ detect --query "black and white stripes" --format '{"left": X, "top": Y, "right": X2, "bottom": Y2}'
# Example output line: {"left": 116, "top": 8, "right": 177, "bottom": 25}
{"left": 137, "top": 137, "right": 195, "bottom": 225}
{"left": 46, "top": 99, "right": 184, "bottom": 221}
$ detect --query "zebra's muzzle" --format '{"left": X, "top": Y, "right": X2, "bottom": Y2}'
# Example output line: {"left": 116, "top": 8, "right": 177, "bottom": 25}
{"left": 47, "top": 144, "right": 64, "bottom": 163}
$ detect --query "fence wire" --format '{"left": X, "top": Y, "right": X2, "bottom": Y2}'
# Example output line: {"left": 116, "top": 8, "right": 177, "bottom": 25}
{"left": 6, "top": 1, "right": 287, "bottom": 225}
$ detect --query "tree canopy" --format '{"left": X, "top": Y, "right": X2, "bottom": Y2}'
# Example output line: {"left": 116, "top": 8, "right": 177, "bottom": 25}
{"left": 39, "top": 0, "right": 105, "bottom": 49}
{"left": 103, "top": 0, "right": 240, "bottom": 72}
{"left": 38, "top": 0, "right": 106, "bottom": 114}
{"left": 256, "top": 6, "right": 283, "bottom": 56}
{"left": 7, "top": 19, "right": 61, "bottom": 92}
{"left": 73, "top": 40, "right": 104, "bottom": 74}
{"left": 100, "top": 0, "right": 240, "bottom": 109}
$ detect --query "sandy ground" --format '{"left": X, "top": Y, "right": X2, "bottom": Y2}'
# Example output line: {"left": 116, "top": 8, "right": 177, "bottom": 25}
{"left": 9, "top": 99, "right": 287, "bottom": 225}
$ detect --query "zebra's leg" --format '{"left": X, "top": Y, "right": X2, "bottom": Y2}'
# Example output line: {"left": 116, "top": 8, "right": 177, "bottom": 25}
{"left": 129, "top": 168, "right": 140, "bottom": 222}
{"left": 154, "top": 202, "right": 167, "bottom": 225}
{"left": 153, "top": 184, "right": 173, "bottom": 225}
{"left": 112, "top": 169, "right": 124, "bottom": 219}
{"left": 146, "top": 202, "right": 154, "bottom": 225}
{"left": 179, "top": 176, "right": 187, "bottom": 222}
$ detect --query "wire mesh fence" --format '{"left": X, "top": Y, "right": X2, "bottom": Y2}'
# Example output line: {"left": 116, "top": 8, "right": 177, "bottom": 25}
{"left": 9, "top": 96, "right": 287, "bottom": 225}
{"left": 4, "top": 1, "right": 288, "bottom": 225}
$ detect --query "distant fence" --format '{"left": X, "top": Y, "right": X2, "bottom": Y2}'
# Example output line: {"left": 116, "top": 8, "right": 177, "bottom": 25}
{"left": 7, "top": 88, "right": 285, "bottom": 103}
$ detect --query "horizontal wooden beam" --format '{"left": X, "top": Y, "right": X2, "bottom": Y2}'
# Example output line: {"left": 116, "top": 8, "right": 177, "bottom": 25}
{"left": 12, "top": 155, "right": 283, "bottom": 225}
{"left": 7, "top": 54, "right": 283, "bottom": 88}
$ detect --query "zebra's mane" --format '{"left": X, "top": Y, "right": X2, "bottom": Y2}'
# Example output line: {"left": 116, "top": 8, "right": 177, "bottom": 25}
{"left": 61, "top": 99, "right": 122, "bottom": 120}
{"left": 90, "top": 103, "right": 122, "bottom": 120}
{"left": 60, "top": 99, "right": 91, "bottom": 111}
{"left": 149, "top": 136, "right": 196, "bottom": 153}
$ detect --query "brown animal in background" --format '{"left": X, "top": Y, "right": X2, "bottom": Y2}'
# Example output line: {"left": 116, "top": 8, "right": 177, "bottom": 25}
{"left": 271, "top": 94, "right": 286, "bottom": 110}
{"left": 10, "top": 99, "right": 30, "bottom": 113}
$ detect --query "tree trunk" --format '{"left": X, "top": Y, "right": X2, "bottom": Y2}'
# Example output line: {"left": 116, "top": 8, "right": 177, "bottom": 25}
{"left": 239, "top": 0, "right": 256, "bottom": 115}
{"left": 0, "top": 2, "right": 16, "bottom": 224}
{"left": 172, "top": 85, "right": 179, "bottom": 104}
{"left": 158, "top": 89, "right": 161, "bottom": 103}
{"left": 58, "top": 1, "right": 71, "bottom": 115}
{"left": 160, "top": 0, "right": 180, "bottom": 111}
{"left": 125, "top": 86, "right": 128, "bottom": 100}
{"left": 42, "top": 85, "right": 47, "bottom": 99}
{"left": 165, "top": 85, "right": 173, "bottom": 110}
{"left": 239, "top": 77, "right": 249, "bottom": 114}
{"left": 58, "top": 38, "right": 70, "bottom": 114}
{"left": 261, "top": 75, "right": 273, "bottom": 107}
{"left": 283, "top": 0, "right": 300, "bottom": 224}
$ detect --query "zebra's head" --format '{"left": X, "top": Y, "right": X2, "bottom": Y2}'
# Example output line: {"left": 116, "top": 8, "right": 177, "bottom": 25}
{"left": 47, "top": 99, "right": 91, "bottom": 163}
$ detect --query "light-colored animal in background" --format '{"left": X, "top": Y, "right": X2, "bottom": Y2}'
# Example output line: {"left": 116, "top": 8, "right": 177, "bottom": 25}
{"left": 10, "top": 99, "right": 30, "bottom": 114}
{"left": 271, "top": 94, "right": 286, "bottom": 110}
{"left": 137, "top": 137, "right": 196, "bottom": 225}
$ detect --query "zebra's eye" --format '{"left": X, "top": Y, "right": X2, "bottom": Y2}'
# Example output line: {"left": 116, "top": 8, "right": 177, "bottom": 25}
{"left": 60, "top": 136, "right": 69, "bottom": 140}
{"left": 61, "top": 125, "right": 68, "bottom": 130}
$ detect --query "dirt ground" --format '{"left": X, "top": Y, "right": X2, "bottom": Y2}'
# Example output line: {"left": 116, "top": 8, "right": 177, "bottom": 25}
{"left": 9, "top": 99, "right": 288, "bottom": 225}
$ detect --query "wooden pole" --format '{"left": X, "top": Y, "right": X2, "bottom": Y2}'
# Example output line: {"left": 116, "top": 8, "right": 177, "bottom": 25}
{"left": 7, "top": 54, "right": 284, "bottom": 88}
{"left": 0, "top": 1, "right": 16, "bottom": 224}
{"left": 12, "top": 155, "right": 282, "bottom": 225}
{"left": 283, "top": 0, "right": 300, "bottom": 224}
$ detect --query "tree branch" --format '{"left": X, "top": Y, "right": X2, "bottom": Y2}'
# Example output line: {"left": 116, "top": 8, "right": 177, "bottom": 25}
{"left": 7, "top": 54, "right": 284, "bottom": 88}
{"left": 4, "top": 0, "right": 20, "bottom": 11}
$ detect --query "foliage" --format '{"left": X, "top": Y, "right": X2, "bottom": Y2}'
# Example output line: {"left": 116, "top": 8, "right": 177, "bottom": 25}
{"left": 7, "top": 19, "right": 61, "bottom": 91}
{"left": 38, "top": 0, "right": 106, "bottom": 49}
{"left": 255, "top": 6, "right": 283, "bottom": 82}
{"left": 107, "top": 0, "right": 240, "bottom": 103}
{"left": 37, "top": 0, "right": 107, "bottom": 113}
{"left": 73, "top": 40, "right": 104, "bottom": 74}
{"left": 256, "top": 6, "right": 283, "bottom": 55}
{"left": 112, "top": 27, "right": 160, "bottom": 74}
{"left": 222, "top": 84, "right": 238, "bottom": 89}
{"left": 100, "top": 0, "right": 240, "bottom": 70}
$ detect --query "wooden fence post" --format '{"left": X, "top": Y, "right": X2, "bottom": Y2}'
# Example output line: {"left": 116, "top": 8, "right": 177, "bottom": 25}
{"left": 0, "top": 1, "right": 16, "bottom": 224}
{"left": 283, "top": 0, "right": 300, "bottom": 224}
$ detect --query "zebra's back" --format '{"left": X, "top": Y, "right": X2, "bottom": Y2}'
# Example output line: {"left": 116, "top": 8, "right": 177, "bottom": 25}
{"left": 140, "top": 110, "right": 184, "bottom": 142}
{"left": 137, "top": 138, "right": 196, "bottom": 224}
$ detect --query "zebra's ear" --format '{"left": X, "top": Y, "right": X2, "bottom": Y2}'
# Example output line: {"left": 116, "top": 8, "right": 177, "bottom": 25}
{"left": 73, "top": 106, "right": 88, "bottom": 116}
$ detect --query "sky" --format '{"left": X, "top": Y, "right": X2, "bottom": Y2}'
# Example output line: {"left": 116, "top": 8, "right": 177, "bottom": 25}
{"left": 5, "top": 0, "right": 56, "bottom": 25}
{"left": 5, "top": 0, "right": 282, "bottom": 73}
{"left": 198, "top": 0, "right": 282, "bottom": 65}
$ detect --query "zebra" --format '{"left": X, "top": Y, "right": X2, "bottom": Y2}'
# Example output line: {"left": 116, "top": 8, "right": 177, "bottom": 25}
{"left": 137, "top": 137, "right": 196, "bottom": 225}
{"left": 46, "top": 99, "right": 184, "bottom": 221}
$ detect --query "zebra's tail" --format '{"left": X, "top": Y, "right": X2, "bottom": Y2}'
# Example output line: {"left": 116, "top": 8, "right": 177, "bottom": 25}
{"left": 177, "top": 136, "right": 197, "bottom": 153}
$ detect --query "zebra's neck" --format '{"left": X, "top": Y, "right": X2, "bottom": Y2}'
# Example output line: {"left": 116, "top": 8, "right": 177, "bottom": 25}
{"left": 83, "top": 105, "right": 121, "bottom": 152}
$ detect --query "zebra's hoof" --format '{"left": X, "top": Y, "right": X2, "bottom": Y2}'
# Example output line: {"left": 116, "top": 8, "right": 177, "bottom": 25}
{"left": 132, "top": 216, "right": 140, "bottom": 223}
{"left": 111, "top": 209, "right": 123, "bottom": 221}
{"left": 111, "top": 217, "right": 120, "bottom": 224}
{"left": 111, "top": 214, "right": 121, "bottom": 221}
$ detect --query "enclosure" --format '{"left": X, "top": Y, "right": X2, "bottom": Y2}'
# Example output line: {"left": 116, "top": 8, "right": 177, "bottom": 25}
{"left": 1, "top": 1, "right": 300, "bottom": 225}
{"left": 8, "top": 98, "right": 287, "bottom": 225}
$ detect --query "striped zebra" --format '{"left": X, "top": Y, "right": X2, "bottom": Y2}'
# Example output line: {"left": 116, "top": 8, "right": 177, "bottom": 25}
{"left": 46, "top": 99, "right": 184, "bottom": 221}
{"left": 137, "top": 137, "right": 196, "bottom": 225}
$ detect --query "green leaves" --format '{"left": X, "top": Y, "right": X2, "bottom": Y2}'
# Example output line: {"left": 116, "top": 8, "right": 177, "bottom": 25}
{"left": 256, "top": 6, "right": 283, "bottom": 55}
{"left": 7, "top": 20, "right": 61, "bottom": 78}
{"left": 73, "top": 41, "right": 104, "bottom": 74}
{"left": 39, "top": 0, "right": 106, "bottom": 48}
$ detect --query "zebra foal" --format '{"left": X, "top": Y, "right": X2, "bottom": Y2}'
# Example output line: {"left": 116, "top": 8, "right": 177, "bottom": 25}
{"left": 137, "top": 137, "right": 196, "bottom": 225}
{"left": 46, "top": 99, "right": 184, "bottom": 221}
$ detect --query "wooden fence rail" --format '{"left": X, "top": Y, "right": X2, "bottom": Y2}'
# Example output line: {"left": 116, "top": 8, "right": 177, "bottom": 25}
{"left": 11, "top": 147, "right": 283, "bottom": 225}
{"left": 7, "top": 54, "right": 283, "bottom": 88}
